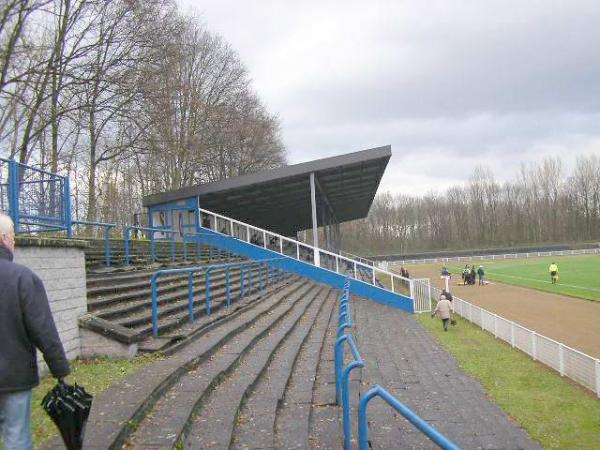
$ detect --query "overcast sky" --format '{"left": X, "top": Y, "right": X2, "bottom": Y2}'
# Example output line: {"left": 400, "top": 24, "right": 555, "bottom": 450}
{"left": 177, "top": 0, "right": 600, "bottom": 194}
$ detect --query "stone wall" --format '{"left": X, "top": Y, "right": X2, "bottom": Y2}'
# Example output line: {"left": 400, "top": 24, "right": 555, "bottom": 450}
{"left": 14, "top": 238, "right": 88, "bottom": 374}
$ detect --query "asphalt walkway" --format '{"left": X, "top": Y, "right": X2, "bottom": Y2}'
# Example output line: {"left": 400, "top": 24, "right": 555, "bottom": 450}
{"left": 352, "top": 296, "right": 542, "bottom": 450}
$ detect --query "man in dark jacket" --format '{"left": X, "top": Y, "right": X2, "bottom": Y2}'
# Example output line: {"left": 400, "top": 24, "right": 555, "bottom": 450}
{"left": 0, "top": 214, "right": 71, "bottom": 449}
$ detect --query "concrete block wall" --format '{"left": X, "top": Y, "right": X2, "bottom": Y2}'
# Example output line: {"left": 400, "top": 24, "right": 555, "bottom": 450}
{"left": 14, "top": 241, "right": 88, "bottom": 374}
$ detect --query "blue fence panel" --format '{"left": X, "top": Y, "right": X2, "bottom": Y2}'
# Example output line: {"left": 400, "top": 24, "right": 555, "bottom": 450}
{"left": 0, "top": 158, "right": 70, "bottom": 235}
{"left": 0, "top": 159, "right": 9, "bottom": 216}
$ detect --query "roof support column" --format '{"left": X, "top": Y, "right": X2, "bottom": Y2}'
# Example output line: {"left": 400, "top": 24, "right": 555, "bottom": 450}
{"left": 310, "top": 172, "right": 320, "bottom": 267}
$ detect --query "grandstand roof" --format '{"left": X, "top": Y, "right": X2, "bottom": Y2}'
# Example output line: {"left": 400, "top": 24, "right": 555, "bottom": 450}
{"left": 143, "top": 145, "right": 391, "bottom": 235}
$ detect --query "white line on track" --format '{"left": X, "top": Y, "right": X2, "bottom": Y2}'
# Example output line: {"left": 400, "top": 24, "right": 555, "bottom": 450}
{"left": 487, "top": 272, "right": 600, "bottom": 294}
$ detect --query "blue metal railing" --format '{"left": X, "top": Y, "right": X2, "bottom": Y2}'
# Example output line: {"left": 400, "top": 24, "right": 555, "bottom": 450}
{"left": 336, "top": 333, "right": 364, "bottom": 450}
{"left": 1, "top": 158, "right": 71, "bottom": 236}
{"left": 72, "top": 220, "right": 116, "bottom": 266}
{"left": 150, "top": 258, "right": 286, "bottom": 337}
{"left": 358, "top": 385, "right": 460, "bottom": 450}
{"left": 334, "top": 278, "right": 460, "bottom": 450}
{"left": 124, "top": 225, "right": 177, "bottom": 265}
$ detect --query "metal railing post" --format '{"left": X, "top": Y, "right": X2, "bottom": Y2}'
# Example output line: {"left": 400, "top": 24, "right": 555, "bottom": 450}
{"left": 104, "top": 226, "right": 111, "bottom": 267}
{"left": 241, "top": 268, "right": 246, "bottom": 301}
{"left": 151, "top": 273, "right": 159, "bottom": 337}
{"left": 150, "top": 230, "right": 156, "bottom": 263}
{"left": 248, "top": 264, "right": 253, "bottom": 297}
{"left": 205, "top": 271, "right": 212, "bottom": 315}
{"left": 124, "top": 227, "right": 131, "bottom": 265}
{"left": 188, "top": 272, "right": 195, "bottom": 321}
{"left": 8, "top": 159, "right": 20, "bottom": 234}
{"left": 171, "top": 232, "right": 176, "bottom": 263}
{"left": 226, "top": 268, "right": 231, "bottom": 306}
{"left": 64, "top": 177, "right": 73, "bottom": 238}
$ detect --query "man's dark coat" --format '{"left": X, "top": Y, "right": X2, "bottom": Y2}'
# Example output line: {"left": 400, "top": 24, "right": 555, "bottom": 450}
{"left": 0, "top": 245, "right": 70, "bottom": 392}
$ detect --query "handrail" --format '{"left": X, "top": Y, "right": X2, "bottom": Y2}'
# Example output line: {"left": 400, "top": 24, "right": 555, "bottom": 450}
{"left": 72, "top": 220, "right": 116, "bottom": 266}
{"left": 340, "top": 250, "right": 375, "bottom": 266}
{"left": 335, "top": 333, "right": 364, "bottom": 450}
{"left": 198, "top": 207, "right": 414, "bottom": 302}
{"left": 124, "top": 225, "right": 177, "bottom": 265}
{"left": 358, "top": 385, "right": 461, "bottom": 450}
{"left": 333, "top": 278, "right": 458, "bottom": 449}
{"left": 150, "top": 257, "right": 286, "bottom": 336}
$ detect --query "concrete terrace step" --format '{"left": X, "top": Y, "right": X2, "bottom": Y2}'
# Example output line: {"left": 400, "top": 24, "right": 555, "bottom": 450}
{"left": 273, "top": 286, "right": 337, "bottom": 450}
{"left": 181, "top": 286, "right": 333, "bottom": 449}
{"left": 118, "top": 271, "right": 271, "bottom": 336}
{"left": 122, "top": 282, "right": 322, "bottom": 449}
{"left": 85, "top": 257, "right": 236, "bottom": 289}
{"left": 308, "top": 289, "right": 344, "bottom": 450}
{"left": 230, "top": 289, "right": 336, "bottom": 450}
{"left": 87, "top": 265, "right": 253, "bottom": 312}
{"left": 41, "top": 281, "right": 311, "bottom": 450}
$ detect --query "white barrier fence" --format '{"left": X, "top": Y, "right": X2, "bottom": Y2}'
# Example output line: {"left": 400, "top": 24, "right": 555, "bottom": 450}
{"left": 416, "top": 280, "right": 600, "bottom": 397}
{"left": 386, "top": 247, "right": 600, "bottom": 265}
{"left": 412, "top": 278, "right": 431, "bottom": 313}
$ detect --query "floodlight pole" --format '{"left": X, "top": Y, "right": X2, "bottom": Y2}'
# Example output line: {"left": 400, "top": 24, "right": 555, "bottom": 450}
{"left": 310, "top": 172, "right": 320, "bottom": 267}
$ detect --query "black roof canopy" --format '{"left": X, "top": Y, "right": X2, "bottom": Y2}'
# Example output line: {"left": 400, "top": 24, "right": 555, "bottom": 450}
{"left": 143, "top": 145, "right": 391, "bottom": 235}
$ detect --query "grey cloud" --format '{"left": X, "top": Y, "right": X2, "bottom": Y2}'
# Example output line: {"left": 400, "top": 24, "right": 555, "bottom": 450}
{"left": 179, "top": 0, "right": 600, "bottom": 194}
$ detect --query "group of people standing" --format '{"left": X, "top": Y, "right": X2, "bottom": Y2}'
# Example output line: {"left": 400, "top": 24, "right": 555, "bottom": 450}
{"left": 462, "top": 265, "right": 485, "bottom": 286}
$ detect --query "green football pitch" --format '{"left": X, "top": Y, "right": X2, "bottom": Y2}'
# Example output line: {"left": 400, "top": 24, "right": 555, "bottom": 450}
{"left": 443, "top": 254, "right": 600, "bottom": 302}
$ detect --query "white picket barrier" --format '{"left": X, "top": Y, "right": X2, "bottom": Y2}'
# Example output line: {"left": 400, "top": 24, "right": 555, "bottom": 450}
{"left": 392, "top": 247, "right": 600, "bottom": 265}
{"left": 427, "top": 285, "right": 600, "bottom": 397}
{"left": 411, "top": 278, "right": 432, "bottom": 313}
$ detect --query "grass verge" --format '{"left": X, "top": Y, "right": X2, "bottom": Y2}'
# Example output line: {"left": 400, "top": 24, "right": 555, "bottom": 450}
{"left": 415, "top": 314, "right": 600, "bottom": 450}
{"left": 32, "top": 355, "right": 162, "bottom": 448}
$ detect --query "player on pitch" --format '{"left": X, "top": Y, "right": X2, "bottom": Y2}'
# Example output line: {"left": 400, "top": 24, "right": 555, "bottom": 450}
{"left": 548, "top": 262, "right": 559, "bottom": 284}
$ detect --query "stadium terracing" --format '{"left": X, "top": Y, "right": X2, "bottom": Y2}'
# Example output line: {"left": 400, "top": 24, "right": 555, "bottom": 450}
{"left": 3, "top": 148, "right": 540, "bottom": 449}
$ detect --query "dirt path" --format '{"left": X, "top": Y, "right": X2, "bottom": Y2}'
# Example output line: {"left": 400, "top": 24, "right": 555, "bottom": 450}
{"left": 403, "top": 265, "right": 600, "bottom": 359}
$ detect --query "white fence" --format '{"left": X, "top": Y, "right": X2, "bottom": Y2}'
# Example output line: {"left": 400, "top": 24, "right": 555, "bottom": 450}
{"left": 412, "top": 278, "right": 431, "bottom": 313}
{"left": 389, "top": 247, "right": 600, "bottom": 265}
{"left": 416, "top": 280, "right": 600, "bottom": 397}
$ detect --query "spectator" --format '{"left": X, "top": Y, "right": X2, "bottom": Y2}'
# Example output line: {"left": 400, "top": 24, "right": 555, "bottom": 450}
{"left": 0, "top": 213, "right": 71, "bottom": 450}
{"left": 441, "top": 289, "right": 453, "bottom": 302}
{"left": 432, "top": 294, "right": 454, "bottom": 331}
{"left": 462, "top": 265, "right": 470, "bottom": 285}
{"left": 477, "top": 265, "right": 485, "bottom": 285}
{"left": 549, "top": 262, "right": 559, "bottom": 284}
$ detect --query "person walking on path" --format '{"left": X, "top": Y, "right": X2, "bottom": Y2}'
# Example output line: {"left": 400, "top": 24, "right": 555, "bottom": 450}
{"left": 477, "top": 265, "right": 485, "bottom": 285}
{"left": 441, "top": 289, "right": 453, "bottom": 302}
{"left": 549, "top": 262, "right": 559, "bottom": 284}
{"left": 432, "top": 294, "right": 454, "bottom": 331}
{"left": 0, "top": 214, "right": 71, "bottom": 450}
